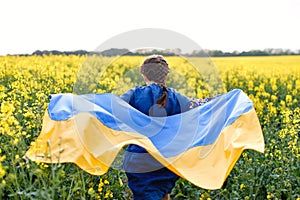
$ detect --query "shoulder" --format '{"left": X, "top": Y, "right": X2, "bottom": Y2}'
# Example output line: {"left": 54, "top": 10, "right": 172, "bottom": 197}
{"left": 167, "top": 88, "right": 192, "bottom": 109}
{"left": 167, "top": 88, "right": 189, "bottom": 101}
{"left": 120, "top": 87, "right": 136, "bottom": 103}
{"left": 120, "top": 85, "right": 149, "bottom": 102}
{"left": 167, "top": 88, "right": 191, "bottom": 104}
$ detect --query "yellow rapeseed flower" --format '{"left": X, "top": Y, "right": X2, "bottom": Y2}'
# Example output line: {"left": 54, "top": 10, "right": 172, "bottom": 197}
{"left": 240, "top": 183, "right": 245, "bottom": 190}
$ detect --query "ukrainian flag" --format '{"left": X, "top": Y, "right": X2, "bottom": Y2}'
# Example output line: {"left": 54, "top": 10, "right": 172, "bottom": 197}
{"left": 25, "top": 89, "right": 264, "bottom": 189}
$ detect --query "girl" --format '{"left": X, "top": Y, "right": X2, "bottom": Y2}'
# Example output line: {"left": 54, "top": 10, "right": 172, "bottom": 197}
{"left": 120, "top": 55, "right": 196, "bottom": 200}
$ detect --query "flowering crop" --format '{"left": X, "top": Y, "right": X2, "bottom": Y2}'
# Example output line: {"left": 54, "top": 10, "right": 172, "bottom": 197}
{"left": 0, "top": 55, "right": 299, "bottom": 199}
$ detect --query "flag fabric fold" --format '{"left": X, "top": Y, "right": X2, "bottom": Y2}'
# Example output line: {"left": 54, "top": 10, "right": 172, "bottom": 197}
{"left": 25, "top": 89, "right": 264, "bottom": 189}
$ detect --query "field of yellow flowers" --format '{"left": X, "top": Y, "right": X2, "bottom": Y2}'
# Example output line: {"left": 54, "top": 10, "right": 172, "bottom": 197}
{"left": 0, "top": 55, "right": 299, "bottom": 199}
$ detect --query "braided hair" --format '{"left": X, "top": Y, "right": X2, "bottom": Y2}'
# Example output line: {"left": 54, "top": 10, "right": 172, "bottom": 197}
{"left": 140, "top": 55, "right": 170, "bottom": 108}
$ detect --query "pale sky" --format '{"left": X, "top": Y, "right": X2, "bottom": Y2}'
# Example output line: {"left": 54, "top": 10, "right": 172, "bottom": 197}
{"left": 0, "top": 0, "right": 299, "bottom": 55}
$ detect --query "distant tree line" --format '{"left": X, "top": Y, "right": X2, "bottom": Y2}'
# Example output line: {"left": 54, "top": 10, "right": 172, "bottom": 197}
{"left": 12, "top": 48, "right": 300, "bottom": 57}
{"left": 189, "top": 48, "right": 300, "bottom": 57}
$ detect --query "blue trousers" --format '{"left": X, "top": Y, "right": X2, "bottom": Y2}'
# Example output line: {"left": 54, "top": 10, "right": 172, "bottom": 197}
{"left": 126, "top": 167, "right": 179, "bottom": 200}
{"left": 124, "top": 145, "right": 179, "bottom": 199}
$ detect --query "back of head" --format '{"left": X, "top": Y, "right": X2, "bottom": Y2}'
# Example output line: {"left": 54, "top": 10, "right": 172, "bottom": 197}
{"left": 140, "top": 55, "right": 170, "bottom": 86}
{"left": 140, "top": 55, "right": 170, "bottom": 108}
